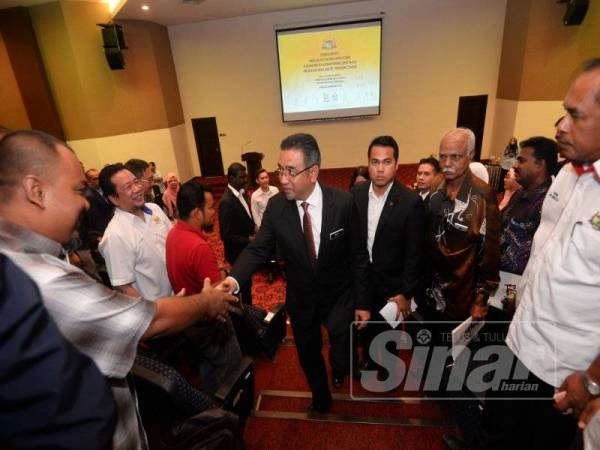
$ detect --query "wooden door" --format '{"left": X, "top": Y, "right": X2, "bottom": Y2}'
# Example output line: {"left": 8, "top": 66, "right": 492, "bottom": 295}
{"left": 456, "top": 95, "right": 488, "bottom": 161}
{"left": 191, "top": 117, "right": 224, "bottom": 177}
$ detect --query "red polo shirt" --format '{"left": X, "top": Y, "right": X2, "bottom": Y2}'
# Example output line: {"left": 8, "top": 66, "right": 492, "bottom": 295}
{"left": 165, "top": 220, "right": 222, "bottom": 295}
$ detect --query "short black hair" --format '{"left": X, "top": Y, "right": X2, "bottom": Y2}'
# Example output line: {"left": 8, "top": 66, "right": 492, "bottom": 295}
{"left": 0, "top": 129, "right": 67, "bottom": 201}
{"left": 124, "top": 159, "right": 149, "bottom": 178}
{"left": 177, "top": 180, "right": 213, "bottom": 220}
{"left": 227, "top": 162, "right": 246, "bottom": 180}
{"left": 256, "top": 168, "right": 268, "bottom": 179}
{"left": 368, "top": 135, "right": 399, "bottom": 160}
{"left": 519, "top": 136, "right": 559, "bottom": 177}
{"left": 280, "top": 133, "right": 321, "bottom": 167}
{"left": 418, "top": 157, "right": 441, "bottom": 173}
{"left": 99, "top": 163, "right": 127, "bottom": 201}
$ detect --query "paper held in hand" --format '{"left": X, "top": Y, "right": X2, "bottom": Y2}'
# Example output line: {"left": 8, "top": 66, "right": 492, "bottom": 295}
{"left": 379, "top": 299, "right": 418, "bottom": 329}
{"left": 452, "top": 317, "right": 485, "bottom": 361}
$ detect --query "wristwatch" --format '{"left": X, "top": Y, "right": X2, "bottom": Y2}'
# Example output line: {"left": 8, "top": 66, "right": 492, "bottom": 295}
{"left": 584, "top": 372, "right": 600, "bottom": 397}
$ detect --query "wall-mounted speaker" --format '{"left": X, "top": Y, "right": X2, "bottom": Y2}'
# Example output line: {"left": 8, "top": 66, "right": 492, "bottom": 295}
{"left": 562, "top": 0, "right": 589, "bottom": 26}
{"left": 98, "top": 23, "right": 126, "bottom": 70}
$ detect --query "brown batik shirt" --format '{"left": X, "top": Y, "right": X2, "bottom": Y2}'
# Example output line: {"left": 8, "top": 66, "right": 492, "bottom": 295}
{"left": 424, "top": 170, "right": 500, "bottom": 320}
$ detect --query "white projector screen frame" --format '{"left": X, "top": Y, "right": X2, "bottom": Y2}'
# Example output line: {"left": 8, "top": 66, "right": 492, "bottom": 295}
{"left": 276, "top": 18, "right": 382, "bottom": 123}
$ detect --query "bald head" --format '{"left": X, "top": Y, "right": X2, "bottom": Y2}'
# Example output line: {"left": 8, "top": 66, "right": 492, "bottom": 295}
{"left": 0, "top": 130, "right": 88, "bottom": 244}
{"left": 0, "top": 130, "right": 67, "bottom": 202}
{"left": 439, "top": 127, "right": 476, "bottom": 182}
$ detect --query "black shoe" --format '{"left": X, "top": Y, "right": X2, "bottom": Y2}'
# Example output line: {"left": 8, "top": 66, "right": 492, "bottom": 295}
{"left": 307, "top": 398, "right": 331, "bottom": 414}
{"left": 442, "top": 433, "right": 468, "bottom": 450}
{"left": 332, "top": 373, "right": 345, "bottom": 389}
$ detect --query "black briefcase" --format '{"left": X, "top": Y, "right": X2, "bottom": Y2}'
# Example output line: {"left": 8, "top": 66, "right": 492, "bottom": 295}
{"left": 232, "top": 303, "right": 286, "bottom": 359}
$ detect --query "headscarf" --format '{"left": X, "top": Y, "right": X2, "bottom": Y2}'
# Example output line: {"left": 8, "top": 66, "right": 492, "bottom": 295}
{"left": 162, "top": 172, "right": 180, "bottom": 219}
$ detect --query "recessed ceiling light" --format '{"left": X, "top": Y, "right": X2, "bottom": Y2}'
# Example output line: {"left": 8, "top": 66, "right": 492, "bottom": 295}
{"left": 141, "top": 5, "right": 150, "bottom": 10}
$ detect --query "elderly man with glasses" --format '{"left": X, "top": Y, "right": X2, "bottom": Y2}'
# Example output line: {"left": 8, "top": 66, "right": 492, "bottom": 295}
{"left": 220, "top": 133, "right": 370, "bottom": 414}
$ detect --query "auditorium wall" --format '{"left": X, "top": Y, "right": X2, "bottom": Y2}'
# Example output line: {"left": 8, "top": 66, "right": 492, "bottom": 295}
{"left": 25, "top": 1, "right": 192, "bottom": 177}
{"left": 490, "top": 0, "right": 600, "bottom": 152}
{"left": 0, "top": 31, "right": 30, "bottom": 130}
{"left": 169, "top": 0, "right": 508, "bottom": 173}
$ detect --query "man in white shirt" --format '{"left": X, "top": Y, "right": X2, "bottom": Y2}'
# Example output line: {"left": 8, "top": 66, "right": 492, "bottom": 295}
{"left": 99, "top": 163, "right": 174, "bottom": 300}
{"left": 476, "top": 59, "right": 600, "bottom": 450}
{"left": 251, "top": 169, "right": 279, "bottom": 230}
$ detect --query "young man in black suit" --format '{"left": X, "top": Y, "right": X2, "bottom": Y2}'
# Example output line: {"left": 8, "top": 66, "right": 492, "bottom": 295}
{"left": 351, "top": 135, "right": 425, "bottom": 371}
{"left": 221, "top": 133, "right": 370, "bottom": 413}
{"left": 218, "top": 162, "right": 255, "bottom": 304}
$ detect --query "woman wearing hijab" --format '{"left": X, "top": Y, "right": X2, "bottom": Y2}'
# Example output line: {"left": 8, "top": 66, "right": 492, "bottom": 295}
{"left": 162, "top": 172, "right": 180, "bottom": 220}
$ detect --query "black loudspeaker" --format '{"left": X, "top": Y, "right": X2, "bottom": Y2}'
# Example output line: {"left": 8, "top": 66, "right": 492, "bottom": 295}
{"left": 99, "top": 23, "right": 126, "bottom": 70}
{"left": 563, "top": 0, "right": 589, "bottom": 26}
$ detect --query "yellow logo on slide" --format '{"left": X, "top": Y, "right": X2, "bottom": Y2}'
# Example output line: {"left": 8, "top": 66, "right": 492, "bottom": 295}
{"left": 321, "top": 39, "right": 336, "bottom": 50}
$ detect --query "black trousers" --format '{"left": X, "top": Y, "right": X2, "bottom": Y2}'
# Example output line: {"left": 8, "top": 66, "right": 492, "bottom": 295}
{"left": 475, "top": 347, "right": 577, "bottom": 450}
{"left": 289, "top": 298, "right": 354, "bottom": 406}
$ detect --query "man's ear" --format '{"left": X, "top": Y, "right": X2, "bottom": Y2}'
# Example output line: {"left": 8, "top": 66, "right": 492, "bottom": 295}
{"left": 22, "top": 175, "right": 45, "bottom": 208}
{"left": 191, "top": 207, "right": 203, "bottom": 222}
{"left": 310, "top": 165, "right": 320, "bottom": 183}
{"left": 108, "top": 194, "right": 119, "bottom": 207}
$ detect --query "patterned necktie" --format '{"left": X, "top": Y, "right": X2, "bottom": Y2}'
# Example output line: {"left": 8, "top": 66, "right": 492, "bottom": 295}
{"left": 301, "top": 201, "right": 317, "bottom": 268}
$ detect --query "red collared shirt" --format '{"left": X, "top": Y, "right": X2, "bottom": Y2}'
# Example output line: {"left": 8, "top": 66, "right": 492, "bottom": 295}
{"left": 165, "top": 220, "right": 222, "bottom": 295}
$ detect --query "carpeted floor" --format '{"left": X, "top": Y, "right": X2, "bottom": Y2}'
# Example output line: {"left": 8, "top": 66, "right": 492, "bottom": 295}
{"left": 205, "top": 204, "right": 455, "bottom": 450}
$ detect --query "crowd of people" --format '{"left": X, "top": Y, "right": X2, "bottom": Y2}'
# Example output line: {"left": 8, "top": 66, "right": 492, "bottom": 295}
{"left": 0, "top": 60, "right": 599, "bottom": 450}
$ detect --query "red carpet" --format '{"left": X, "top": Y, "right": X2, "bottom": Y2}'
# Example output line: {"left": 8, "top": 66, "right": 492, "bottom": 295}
{"left": 201, "top": 190, "right": 455, "bottom": 449}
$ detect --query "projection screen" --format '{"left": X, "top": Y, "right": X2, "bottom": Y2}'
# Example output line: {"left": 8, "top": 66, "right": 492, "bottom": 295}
{"left": 276, "top": 19, "right": 382, "bottom": 122}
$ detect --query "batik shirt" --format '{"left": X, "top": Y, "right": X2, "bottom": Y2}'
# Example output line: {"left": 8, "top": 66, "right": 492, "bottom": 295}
{"left": 500, "top": 180, "right": 550, "bottom": 275}
{"left": 425, "top": 170, "right": 500, "bottom": 319}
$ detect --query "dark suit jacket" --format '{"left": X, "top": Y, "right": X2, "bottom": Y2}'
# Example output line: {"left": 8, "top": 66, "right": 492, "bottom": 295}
{"left": 352, "top": 181, "right": 425, "bottom": 309}
{"left": 218, "top": 188, "right": 255, "bottom": 264}
{"left": 230, "top": 184, "right": 370, "bottom": 317}
{"left": 79, "top": 187, "right": 113, "bottom": 256}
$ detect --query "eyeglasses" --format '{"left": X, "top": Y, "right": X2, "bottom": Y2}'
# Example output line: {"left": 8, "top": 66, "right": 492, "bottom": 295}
{"left": 118, "top": 178, "right": 146, "bottom": 192}
{"left": 275, "top": 164, "right": 314, "bottom": 179}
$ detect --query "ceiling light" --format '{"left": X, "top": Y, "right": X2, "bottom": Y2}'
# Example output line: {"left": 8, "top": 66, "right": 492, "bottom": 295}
{"left": 141, "top": 5, "right": 150, "bottom": 10}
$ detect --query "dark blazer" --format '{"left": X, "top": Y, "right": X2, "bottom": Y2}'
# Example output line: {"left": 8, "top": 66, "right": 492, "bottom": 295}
{"left": 231, "top": 185, "right": 370, "bottom": 316}
{"left": 352, "top": 181, "right": 425, "bottom": 309}
{"left": 79, "top": 187, "right": 113, "bottom": 255}
{"left": 218, "top": 188, "right": 255, "bottom": 264}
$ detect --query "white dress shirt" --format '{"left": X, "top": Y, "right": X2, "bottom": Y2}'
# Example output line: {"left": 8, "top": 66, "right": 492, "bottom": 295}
{"left": 296, "top": 182, "right": 323, "bottom": 257}
{"left": 367, "top": 182, "right": 393, "bottom": 262}
{"left": 100, "top": 203, "right": 173, "bottom": 300}
{"left": 506, "top": 162, "right": 600, "bottom": 387}
{"left": 228, "top": 184, "right": 252, "bottom": 218}
{"left": 251, "top": 185, "right": 279, "bottom": 229}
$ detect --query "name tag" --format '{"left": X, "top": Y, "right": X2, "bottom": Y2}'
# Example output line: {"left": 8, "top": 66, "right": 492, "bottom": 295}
{"left": 330, "top": 228, "right": 344, "bottom": 240}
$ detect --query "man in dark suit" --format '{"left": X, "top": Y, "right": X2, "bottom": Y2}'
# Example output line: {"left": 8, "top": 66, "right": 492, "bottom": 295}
{"left": 221, "top": 133, "right": 370, "bottom": 413}
{"left": 219, "top": 162, "right": 255, "bottom": 304}
{"left": 351, "top": 136, "right": 424, "bottom": 371}
{"left": 80, "top": 168, "right": 114, "bottom": 285}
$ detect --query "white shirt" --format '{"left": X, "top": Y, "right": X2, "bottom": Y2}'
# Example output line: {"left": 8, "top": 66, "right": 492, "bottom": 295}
{"left": 296, "top": 182, "right": 323, "bottom": 257}
{"left": 506, "top": 162, "right": 600, "bottom": 387}
{"left": 100, "top": 203, "right": 173, "bottom": 300}
{"left": 367, "top": 182, "right": 393, "bottom": 262}
{"left": 228, "top": 184, "right": 252, "bottom": 218}
{"left": 251, "top": 185, "right": 279, "bottom": 229}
